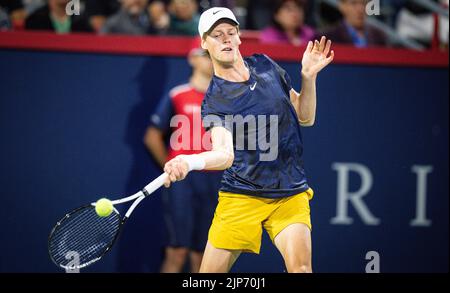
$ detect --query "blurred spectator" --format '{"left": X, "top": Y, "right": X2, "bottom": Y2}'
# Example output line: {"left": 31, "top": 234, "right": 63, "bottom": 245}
{"left": 246, "top": 0, "right": 272, "bottom": 30}
{"left": 85, "top": 0, "right": 121, "bottom": 32}
{"left": 198, "top": 0, "right": 252, "bottom": 29}
{"left": 22, "top": 0, "right": 46, "bottom": 15}
{"left": 166, "top": 0, "right": 199, "bottom": 36}
{"left": 323, "top": 0, "right": 388, "bottom": 47}
{"left": 197, "top": 0, "right": 235, "bottom": 12}
{"left": 0, "top": 0, "right": 26, "bottom": 28}
{"left": 25, "top": 0, "right": 92, "bottom": 33}
{"left": 209, "top": 0, "right": 235, "bottom": 7}
{"left": 101, "top": 0, "right": 156, "bottom": 35}
{"left": 148, "top": 0, "right": 170, "bottom": 32}
{"left": 0, "top": 6, "right": 11, "bottom": 30}
{"left": 396, "top": 0, "right": 449, "bottom": 49}
{"left": 260, "top": 0, "right": 315, "bottom": 46}
{"left": 0, "top": 0, "right": 23, "bottom": 12}
{"left": 318, "top": 0, "right": 344, "bottom": 28}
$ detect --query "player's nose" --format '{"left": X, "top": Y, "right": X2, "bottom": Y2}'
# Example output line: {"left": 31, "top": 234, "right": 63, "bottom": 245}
{"left": 222, "top": 35, "right": 232, "bottom": 43}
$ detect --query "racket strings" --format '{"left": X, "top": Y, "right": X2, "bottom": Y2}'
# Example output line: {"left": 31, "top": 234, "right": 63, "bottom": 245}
{"left": 52, "top": 210, "right": 118, "bottom": 246}
{"left": 49, "top": 206, "right": 121, "bottom": 268}
{"left": 50, "top": 208, "right": 120, "bottom": 267}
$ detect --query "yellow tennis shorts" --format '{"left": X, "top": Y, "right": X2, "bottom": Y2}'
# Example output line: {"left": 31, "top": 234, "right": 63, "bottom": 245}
{"left": 208, "top": 188, "right": 314, "bottom": 254}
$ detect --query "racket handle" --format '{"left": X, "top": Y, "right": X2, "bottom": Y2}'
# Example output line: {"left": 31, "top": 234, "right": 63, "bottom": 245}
{"left": 142, "top": 173, "right": 168, "bottom": 196}
{"left": 125, "top": 173, "right": 168, "bottom": 218}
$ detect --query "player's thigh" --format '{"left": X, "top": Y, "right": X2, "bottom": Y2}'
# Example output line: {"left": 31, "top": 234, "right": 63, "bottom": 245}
{"left": 199, "top": 241, "right": 241, "bottom": 273}
{"left": 265, "top": 190, "right": 313, "bottom": 264}
{"left": 273, "top": 223, "right": 312, "bottom": 269}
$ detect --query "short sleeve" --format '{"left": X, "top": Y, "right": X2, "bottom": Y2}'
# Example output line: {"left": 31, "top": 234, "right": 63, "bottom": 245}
{"left": 201, "top": 93, "right": 233, "bottom": 132}
{"left": 150, "top": 94, "right": 174, "bottom": 133}
{"left": 263, "top": 54, "right": 293, "bottom": 94}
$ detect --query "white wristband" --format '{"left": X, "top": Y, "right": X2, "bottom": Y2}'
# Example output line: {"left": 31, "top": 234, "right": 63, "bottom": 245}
{"left": 181, "top": 154, "right": 206, "bottom": 172}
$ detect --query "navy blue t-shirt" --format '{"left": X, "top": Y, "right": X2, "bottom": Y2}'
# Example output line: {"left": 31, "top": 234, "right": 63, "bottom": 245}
{"left": 201, "top": 54, "right": 310, "bottom": 198}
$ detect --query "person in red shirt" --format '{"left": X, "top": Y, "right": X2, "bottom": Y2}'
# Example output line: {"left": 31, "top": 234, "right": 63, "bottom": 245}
{"left": 144, "top": 39, "right": 222, "bottom": 273}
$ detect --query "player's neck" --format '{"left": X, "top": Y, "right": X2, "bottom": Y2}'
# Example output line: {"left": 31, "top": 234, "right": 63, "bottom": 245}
{"left": 190, "top": 72, "right": 211, "bottom": 93}
{"left": 213, "top": 54, "right": 249, "bottom": 83}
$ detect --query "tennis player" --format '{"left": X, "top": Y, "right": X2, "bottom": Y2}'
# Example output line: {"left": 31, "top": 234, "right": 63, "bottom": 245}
{"left": 162, "top": 7, "right": 334, "bottom": 273}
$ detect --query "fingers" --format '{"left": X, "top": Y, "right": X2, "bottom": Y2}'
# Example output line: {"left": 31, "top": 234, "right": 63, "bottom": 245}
{"left": 318, "top": 36, "right": 326, "bottom": 52}
{"left": 324, "top": 39, "right": 332, "bottom": 56}
{"left": 325, "top": 50, "right": 335, "bottom": 65}
{"left": 165, "top": 162, "right": 179, "bottom": 182}
{"left": 306, "top": 40, "right": 313, "bottom": 53}
{"left": 163, "top": 157, "right": 189, "bottom": 188}
{"left": 164, "top": 176, "right": 171, "bottom": 188}
{"left": 313, "top": 40, "right": 320, "bottom": 52}
{"left": 310, "top": 36, "right": 332, "bottom": 56}
{"left": 174, "top": 161, "right": 186, "bottom": 180}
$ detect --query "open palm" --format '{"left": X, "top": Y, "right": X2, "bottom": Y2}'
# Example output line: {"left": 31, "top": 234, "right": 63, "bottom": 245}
{"left": 302, "top": 36, "right": 334, "bottom": 78}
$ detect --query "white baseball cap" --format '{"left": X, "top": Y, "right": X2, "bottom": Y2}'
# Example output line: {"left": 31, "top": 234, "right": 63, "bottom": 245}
{"left": 198, "top": 7, "right": 239, "bottom": 38}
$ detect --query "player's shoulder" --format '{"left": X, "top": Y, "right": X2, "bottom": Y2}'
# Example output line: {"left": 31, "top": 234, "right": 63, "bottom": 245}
{"left": 204, "top": 79, "right": 220, "bottom": 102}
{"left": 245, "top": 53, "right": 273, "bottom": 64}
{"left": 169, "top": 83, "right": 193, "bottom": 98}
{"left": 245, "top": 54, "right": 279, "bottom": 73}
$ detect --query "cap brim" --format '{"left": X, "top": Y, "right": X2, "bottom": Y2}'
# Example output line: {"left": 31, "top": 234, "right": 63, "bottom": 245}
{"left": 204, "top": 18, "right": 239, "bottom": 37}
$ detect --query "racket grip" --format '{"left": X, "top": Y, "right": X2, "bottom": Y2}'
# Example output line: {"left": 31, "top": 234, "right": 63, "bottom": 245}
{"left": 142, "top": 173, "right": 168, "bottom": 196}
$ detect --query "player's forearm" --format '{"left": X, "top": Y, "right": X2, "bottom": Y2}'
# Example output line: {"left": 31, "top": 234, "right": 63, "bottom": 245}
{"left": 163, "top": 127, "right": 234, "bottom": 187}
{"left": 179, "top": 149, "right": 234, "bottom": 172}
{"left": 197, "top": 149, "right": 234, "bottom": 170}
{"left": 295, "top": 73, "right": 317, "bottom": 126}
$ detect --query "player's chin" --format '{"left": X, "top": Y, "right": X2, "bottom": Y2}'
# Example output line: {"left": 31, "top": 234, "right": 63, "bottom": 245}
{"left": 217, "top": 56, "right": 236, "bottom": 67}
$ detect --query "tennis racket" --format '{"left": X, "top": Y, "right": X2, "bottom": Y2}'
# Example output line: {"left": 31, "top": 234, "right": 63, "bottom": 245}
{"left": 48, "top": 173, "right": 168, "bottom": 270}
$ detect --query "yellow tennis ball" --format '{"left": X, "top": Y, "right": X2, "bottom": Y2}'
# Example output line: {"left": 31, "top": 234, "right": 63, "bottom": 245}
{"left": 95, "top": 198, "right": 113, "bottom": 217}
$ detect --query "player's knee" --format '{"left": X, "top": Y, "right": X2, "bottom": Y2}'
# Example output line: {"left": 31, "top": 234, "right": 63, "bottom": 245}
{"left": 285, "top": 256, "right": 312, "bottom": 273}
{"left": 288, "top": 263, "right": 312, "bottom": 273}
{"left": 294, "top": 264, "right": 312, "bottom": 273}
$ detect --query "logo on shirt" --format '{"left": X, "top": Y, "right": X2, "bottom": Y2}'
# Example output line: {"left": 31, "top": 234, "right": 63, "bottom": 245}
{"left": 250, "top": 82, "right": 257, "bottom": 91}
{"left": 202, "top": 114, "right": 280, "bottom": 162}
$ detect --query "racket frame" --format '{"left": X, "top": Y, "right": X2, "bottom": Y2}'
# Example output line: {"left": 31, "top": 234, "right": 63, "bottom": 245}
{"left": 48, "top": 173, "right": 168, "bottom": 270}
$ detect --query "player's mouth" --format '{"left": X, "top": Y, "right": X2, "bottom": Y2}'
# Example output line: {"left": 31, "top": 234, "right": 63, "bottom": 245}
{"left": 221, "top": 47, "right": 233, "bottom": 53}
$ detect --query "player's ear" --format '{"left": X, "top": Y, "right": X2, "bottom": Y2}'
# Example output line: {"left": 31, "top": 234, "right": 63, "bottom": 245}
{"left": 236, "top": 27, "right": 242, "bottom": 45}
{"left": 201, "top": 37, "right": 208, "bottom": 50}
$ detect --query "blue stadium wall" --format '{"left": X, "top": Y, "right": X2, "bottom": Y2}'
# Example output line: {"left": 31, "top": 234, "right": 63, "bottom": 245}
{"left": 0, "top": 47, "right": 448, "bottom": 273}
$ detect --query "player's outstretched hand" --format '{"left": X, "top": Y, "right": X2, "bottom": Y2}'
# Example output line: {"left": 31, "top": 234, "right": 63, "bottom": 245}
{"left": 163, "top": 156, "right": 189, "bottom": 187}
{"left": 301, "top": 36, "right": 334, "bottom": 79}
